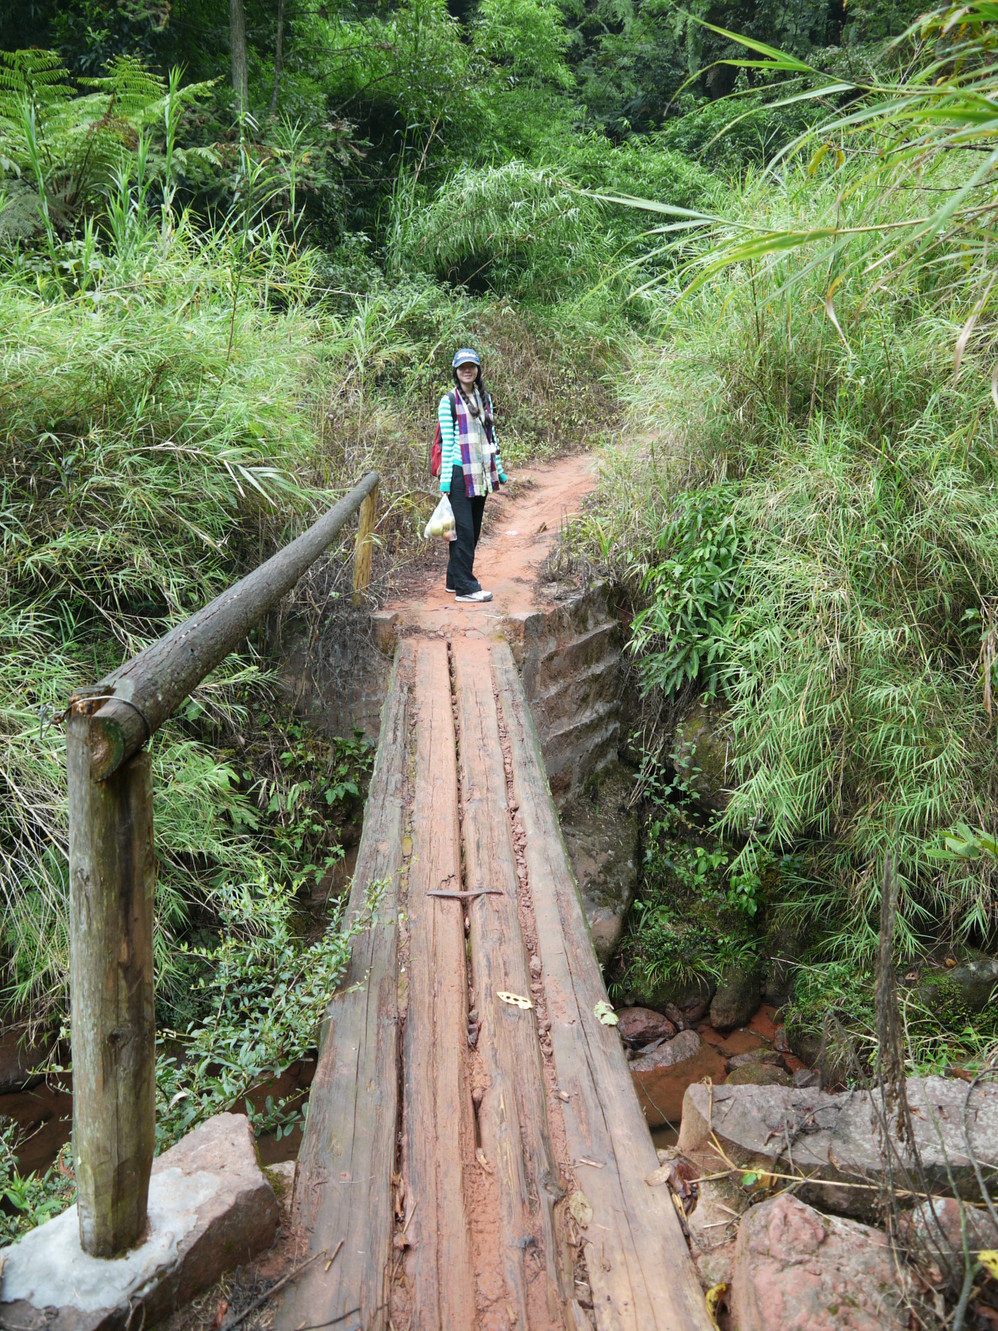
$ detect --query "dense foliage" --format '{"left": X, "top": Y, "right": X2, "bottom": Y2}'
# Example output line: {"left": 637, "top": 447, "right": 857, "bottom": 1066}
{"left": 4, "top": 0, "right": 997, "bottom": 1274}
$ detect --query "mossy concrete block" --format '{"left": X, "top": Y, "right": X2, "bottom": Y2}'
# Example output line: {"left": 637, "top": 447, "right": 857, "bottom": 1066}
{"left": 672, "top": 696, "right": 733, "bottom": 814}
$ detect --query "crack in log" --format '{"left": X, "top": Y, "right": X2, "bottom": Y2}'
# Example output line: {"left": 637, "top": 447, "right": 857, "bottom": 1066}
{"left": 492, "top": 663, "right": 597, "bottom": 1327}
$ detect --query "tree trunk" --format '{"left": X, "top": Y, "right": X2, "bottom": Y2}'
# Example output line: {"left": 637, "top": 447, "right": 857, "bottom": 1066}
{"left": 270, "top": 0, "right": 286, "bottom": 117}
{"left": 230, "top": 0, "right": 249, "bottom": 117}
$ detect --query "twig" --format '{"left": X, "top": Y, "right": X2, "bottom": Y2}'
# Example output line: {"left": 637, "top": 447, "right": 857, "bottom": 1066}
{"left": 219, "top": 1248, "right": 327, "bottom": 1330}
{"left": 290, "top": 1311, "right": 362, "bottom": 1331}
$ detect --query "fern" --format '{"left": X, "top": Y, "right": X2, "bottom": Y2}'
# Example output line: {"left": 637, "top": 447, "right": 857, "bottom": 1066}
{"left": 0, "top": 50, "right": 212, "bottom": 238}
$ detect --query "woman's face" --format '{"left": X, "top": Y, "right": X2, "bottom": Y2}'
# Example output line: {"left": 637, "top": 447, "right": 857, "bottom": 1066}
{"left": 456, "top": 361, "right": 479, "bottom": 389}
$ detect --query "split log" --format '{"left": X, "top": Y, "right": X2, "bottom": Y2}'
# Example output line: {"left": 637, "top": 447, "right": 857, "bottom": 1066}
{"left": 492, "top": 642, "right": 714, "bottom": 1331}
{"left": 454, "top": 647, "right": 573, "bottom": 1327}
{"left": 276, "top": 643, "right": 412, "bottom": 1331}
{"left": 399, "top": 640, "right": 476, "bottom": 1329}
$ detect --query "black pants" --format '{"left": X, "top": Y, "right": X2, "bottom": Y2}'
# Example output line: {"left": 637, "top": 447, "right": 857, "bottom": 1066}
{"left": 446, "top": 465, "right": 487, "bottom": 594}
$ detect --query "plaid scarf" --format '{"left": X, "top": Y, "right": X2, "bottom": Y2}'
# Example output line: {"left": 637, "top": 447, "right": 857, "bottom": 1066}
{"left": 454, "top": 387, "right": 500, "bottom": 498}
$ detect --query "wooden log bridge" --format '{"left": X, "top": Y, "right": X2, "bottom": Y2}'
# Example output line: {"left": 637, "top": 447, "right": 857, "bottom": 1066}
{"left": 278, "top": 637, "right": 712, "bottom": 1331}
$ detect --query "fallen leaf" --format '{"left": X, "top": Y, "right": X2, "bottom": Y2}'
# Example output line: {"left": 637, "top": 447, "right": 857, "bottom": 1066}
{"left": 594, "top": 1000, "right": 618, "bottom": 1026}
{"left": 498, "top": 991, "right": 533, "bottom": 1009}
{"left": 705, "top": 1282, "right": 728, "bottom": 1330}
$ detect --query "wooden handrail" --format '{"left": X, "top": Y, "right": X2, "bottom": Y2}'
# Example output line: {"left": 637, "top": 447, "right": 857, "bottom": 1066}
{"left": 65, "top": 470, "right": 379, "bottom": 1258}
{"left": 71, "top": 470, "right": 380, "bottom": 781}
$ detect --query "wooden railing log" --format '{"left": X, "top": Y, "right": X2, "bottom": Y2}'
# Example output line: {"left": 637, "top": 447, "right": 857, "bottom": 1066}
{"left": 76, "top": 471, "right": 379, "bottom": 781}
{"left": 67, "top": 719, "right": 156, "bottom": 1257}
{"left": 351, "top": 482, "right": 378, "bottom": 605}
{"left": 65, "top": 469, "right": 378, "bottom": 1260}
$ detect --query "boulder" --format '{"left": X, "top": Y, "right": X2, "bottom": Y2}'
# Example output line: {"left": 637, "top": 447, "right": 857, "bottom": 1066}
{"left": 678, "top": 1078, "right": 998, "bottom": 1221}
{"left": 630, "top": 1030, "right": 726, "bottom": 1127}
{"left": 728, "top": 1194, "right": 909, "bottom": 1331}
{"left": 918, "top": 958, "right": 998, "bottom": 1019}
{"left": 709, "top": 961, "right": 762, "bottom": 1032}
{"left": 629, "top": 973, "right": 715, "bottom": 1022}
{"left": 0, "top": 1113, "right": 278, "bottom": 1331}
{"left": 616, "top": 1006, "right": 677, "bottom": 1046}
{"left": 897, "top": 1196, "right": 998, "bottom": 1285}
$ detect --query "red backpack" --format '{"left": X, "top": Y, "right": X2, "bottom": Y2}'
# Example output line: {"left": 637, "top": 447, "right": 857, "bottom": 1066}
{"left": 430, "top": 391, "right": 457, "bottom": 478}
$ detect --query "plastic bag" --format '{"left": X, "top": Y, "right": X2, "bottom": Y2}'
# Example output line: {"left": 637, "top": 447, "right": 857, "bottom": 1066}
{"left": 423, "top": 493, "right": 456, "bottom": 541}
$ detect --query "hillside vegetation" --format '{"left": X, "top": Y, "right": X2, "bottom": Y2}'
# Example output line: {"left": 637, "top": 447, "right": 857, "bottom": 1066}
{"left": 4, "top": 0, "right": 997, "bottom": 1281}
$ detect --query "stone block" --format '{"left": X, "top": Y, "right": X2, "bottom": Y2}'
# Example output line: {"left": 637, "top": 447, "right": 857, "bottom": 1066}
{"left": 0, "top": 1113, "right": 278, "bottom": 1331}
{"left": 678, "top": 1079, "right": 998, "bottom": 1220}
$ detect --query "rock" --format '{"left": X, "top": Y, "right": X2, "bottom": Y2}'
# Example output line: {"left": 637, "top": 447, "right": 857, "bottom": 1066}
{"left": 774, "top": 1024, "right": 790, "bottom": 1054}
{"left": 618, "top": 971, "right": 717, "bottom": 1020}
{"left": 616, "top": 1006, "right": 677, "bottom": 1046}
{"left": 709, "top": 961, "right": 762, "bottom": 1032}
{"left": 631, "top": 1028, "right": 702, "bottom": 1071}
{"left": 761, "top": 956, "right": 796, "bottom": 1007}
{"left": 672, "top": 697, "right": 732, "bottom": 814}
{"left": 725, "top": 1062, "right": 792, "bottom": 1088}
{"left": 630, "top": 1030, "right": 727, "bottom": 1127}
{"left": 678, "top": 1078, "right": 998, "bottom": 1221}
{"left": 784, "top": 1016, "right": 852, "bottom": 1089}
{"left": 897, "top": 1196, "right": 998, "bottom": 1284}
{"left": 266, "top": 1159, "right": 297, "bottom": 1205}
{"left": 729, "top": 1193, "right": 909, "bottom": 1331}
{"left": 0, "top": 1019, "right": 58, "bottom": 1093}
{"left": 559, "top": 763, "right": 640, "bottom": 965}
{"left": 727, "top": 1049, "right": 781, "bottom": 1071}
{"left": 0, "top": 1113, "right": 278, "bottom": 1331}
{"left": 919, "top": 958, "right": 998, "bottom": 1019}
{"left": 687, "top": 1169, "right": 749, "bottom": 1283}
{"left": 793, "top": 1068, "right": 820, "bottom": 1088}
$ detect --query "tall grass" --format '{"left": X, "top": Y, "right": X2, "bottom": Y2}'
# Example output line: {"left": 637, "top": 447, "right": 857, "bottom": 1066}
{"left": 0, "top": 191, "right": 338, "bottom": 1018}
{"left": 574, "top": 156, "right": 998, "bottom": 960}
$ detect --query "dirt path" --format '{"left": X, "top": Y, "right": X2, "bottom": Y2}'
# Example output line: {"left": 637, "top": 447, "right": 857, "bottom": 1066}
{"left": 384, "top": 452, "right": 598, "bottom": 634}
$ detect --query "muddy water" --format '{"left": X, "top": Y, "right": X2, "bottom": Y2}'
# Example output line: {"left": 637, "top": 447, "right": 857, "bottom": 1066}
{"left": 634, "top": 1005, "right": 789, "bottom": 1144}
{"left": 0, "top": 1059, "right": 316, "bottom": 1180}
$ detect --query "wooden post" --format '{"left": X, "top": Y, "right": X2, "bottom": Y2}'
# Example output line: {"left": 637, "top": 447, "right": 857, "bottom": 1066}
{"left": 67, "top": 712, "right": 156, "bottom": 1257}
{"left": 352, "top": 483, "right": 378, "bottom": 605}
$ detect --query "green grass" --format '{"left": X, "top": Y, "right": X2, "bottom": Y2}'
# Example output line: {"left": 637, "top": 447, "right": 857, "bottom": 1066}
{"left": 573, "top": 154, "right": 998, "bottom": 966}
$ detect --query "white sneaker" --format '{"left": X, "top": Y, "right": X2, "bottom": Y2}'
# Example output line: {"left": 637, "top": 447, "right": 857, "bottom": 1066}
{"left": 455, "top": 589, "right": 493, "bottom": 603}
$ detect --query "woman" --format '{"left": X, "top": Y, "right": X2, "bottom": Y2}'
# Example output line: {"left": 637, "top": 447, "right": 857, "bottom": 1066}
{"left": 438, "top": 347, "right": 507, "bottom": 603}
